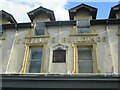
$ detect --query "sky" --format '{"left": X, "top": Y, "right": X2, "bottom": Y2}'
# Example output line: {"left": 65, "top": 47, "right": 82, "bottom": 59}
{"left": 0, "top": 0, "right": 119, "bottom": 23}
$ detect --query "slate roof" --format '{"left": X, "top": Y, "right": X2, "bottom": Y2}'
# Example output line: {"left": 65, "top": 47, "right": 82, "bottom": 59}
{"left": 69, "top": 3, "right": 97, "bottom": 20}
{"left": 0, "top": 10, "right": 17, "bottom": 23}
{"left": 27, "top": 6, "right": 56, "bottom": 22}
{"left": 109, "top": 4, "right": 120, "bottom": 19}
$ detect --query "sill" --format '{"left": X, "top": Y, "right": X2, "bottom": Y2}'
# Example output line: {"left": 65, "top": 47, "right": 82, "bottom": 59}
{"left": 70, "top": 33, "right": 98, "bottom": 36}
{"left": 2, "top": 73, "right": 118, "bottom": 76}
{"left": 53, "top": 62, "right": 66, "bottom": 63}
{"left": 25, "top": 35, "right": 50, "bottom": 39}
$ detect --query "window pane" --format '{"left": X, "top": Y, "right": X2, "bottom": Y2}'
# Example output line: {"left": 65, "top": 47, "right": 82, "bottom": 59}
{"left": 78, "top": 48, "right": 92, "bottom": 60}
{"left": 35, "top": 29, "right": 44, "bottom": 35}
{"left": 77, "top": 19, "right": 90, "bottom": 28}
{"left": 29, "top": 60, "right": 41, "bottom": 73}
{"left": 53, "top": 50, "right": 66, "bottom": 63}
{"left": 78, "top": 60, "right": 93, "bottom": 73}
{"left": 78, "top": 28, "right": 89, "bottom": 33}
{"left": 36, "top": 22, "right": 45, "bottom": 29}
{"left": 29, "top": 47, "right": 43, "bottom": 73}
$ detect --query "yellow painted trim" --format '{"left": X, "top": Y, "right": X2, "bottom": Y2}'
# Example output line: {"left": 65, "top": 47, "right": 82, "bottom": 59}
{"left": 73, "top": 43, "right": 99, "bottom": 73}
{"left": 70, "top": 26, "right": 98, "bottom": 36}
{"left": 20, "top": 44, "right": 28, "bottom": 74}
{"left": 75, "top": 45, "right": 78, "bottom": 73}
{"left": 25, "top": 35, "right": 50, "bottom": 39}
{"left": 72, "top": 44, "right": 76, "bottom": 73}
{"left": 70, "top": 33, "right": 98, "bottom": 36}
{"left": 23, "top": 45, "right": 30, "bottom": 73}
{"left": 20, "top": 45, "right": 30, "bottom": 74}
{"left": 20, "top": 43, "right": 47, "bottom": 74}
{"left": 93, "top": 44, "right": 100, "bottom": 73}
{"left": 41, "top": 44, "right": 47, "bottom": 73}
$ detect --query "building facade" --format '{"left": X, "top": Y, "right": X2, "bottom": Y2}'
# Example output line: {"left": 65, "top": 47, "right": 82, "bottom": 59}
{"left": 0, "top": 3, "right": 120, "bottom": 90}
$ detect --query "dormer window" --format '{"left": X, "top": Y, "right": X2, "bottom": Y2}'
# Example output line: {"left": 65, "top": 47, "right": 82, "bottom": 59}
{"left": 77, "top": 19, "right": 90, "bottom": 33}
{"left": 0, "top": 25, "right": 3, "bottom": 37}
{"left": 35, "top": 22, "right": 45, "bottom": 35}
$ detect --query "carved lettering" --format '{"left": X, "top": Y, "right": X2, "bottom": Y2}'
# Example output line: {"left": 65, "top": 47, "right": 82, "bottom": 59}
{"left": 82, "top": 37, "right": 86, "bottom": 42}
{"left": 77, "top": 37, "right": 81, "bottom": 42}
{"left": 52, "top": 38, "right": 55, "bottom": 43}
{"left": 97, "top": 37, "right": 100, "bottom": 42}
{"left": 91, "top": 37, "right": 96, "bottom": 42}
{"left": 102, "top": 37, "right": 106, "bottom": 42}
{"left": 63, "top": 38, "right": 66, "bottom": 43}
{"left": 75, "top": 36, "right": 106, "bottom": 43}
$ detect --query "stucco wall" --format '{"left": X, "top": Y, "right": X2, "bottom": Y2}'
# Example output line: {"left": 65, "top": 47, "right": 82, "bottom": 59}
{"left": 7, "top": 29, "right": 29, "bottom": 73}
{"left": 46, "top": 26, "right": 74, "bottom": 73}
{"left": 33, "top": 13, "right": 50, "bottom": 23}
{"left": 116, "top": 11, "right": 120, "bottom": 19}
{"left": 107, "top": 25, "right": 118, "bottom": 73}
{"left": 0, "top": 18, "right": 11, "bottom": 24}
{"left": 2, "top": 29, "right": 16, "bottom": 73}
{"left": 74, "top": 10, "right": 92, "bottom": 20}
{"left": 1, "top": 28, "right": 29, "bottom": 73}
{"left": 0, "top": 23, "right": 119, "bottom": 74}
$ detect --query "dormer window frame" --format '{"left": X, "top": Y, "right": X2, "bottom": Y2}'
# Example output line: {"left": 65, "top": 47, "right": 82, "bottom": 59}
{"left": 76, "top": 19, "right": 90, "bottom": 34}
{"left": 34, "top": 22, "right": 46, "bottom": 36}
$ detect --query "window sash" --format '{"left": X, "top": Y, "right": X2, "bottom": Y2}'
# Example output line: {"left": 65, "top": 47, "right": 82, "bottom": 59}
{"left": 29, "top": 47, "right": 43, "bottom": 73}
{"left": 78, "top": 47, "right": 93, "bottom": 73}
{"left": 35, "top": 22, "right": 45, "bottom": 35}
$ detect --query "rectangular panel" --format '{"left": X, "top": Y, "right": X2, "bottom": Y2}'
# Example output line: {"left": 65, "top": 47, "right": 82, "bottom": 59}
{"left": 53, "top": 50, "right": 66, "bottom": 63}
{"left": 29, "top": 47, "right": 43, "bottom": 73}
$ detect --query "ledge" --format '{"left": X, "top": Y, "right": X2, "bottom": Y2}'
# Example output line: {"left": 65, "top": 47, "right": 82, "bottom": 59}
{"left": 1, "top": 74, "right": 119, "bottom": 89}
{"left": 70, "top": 33, "right": 98, "bottom": 36}
{"left": 25, "top": 35, "right": 50, "bottom": 39}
